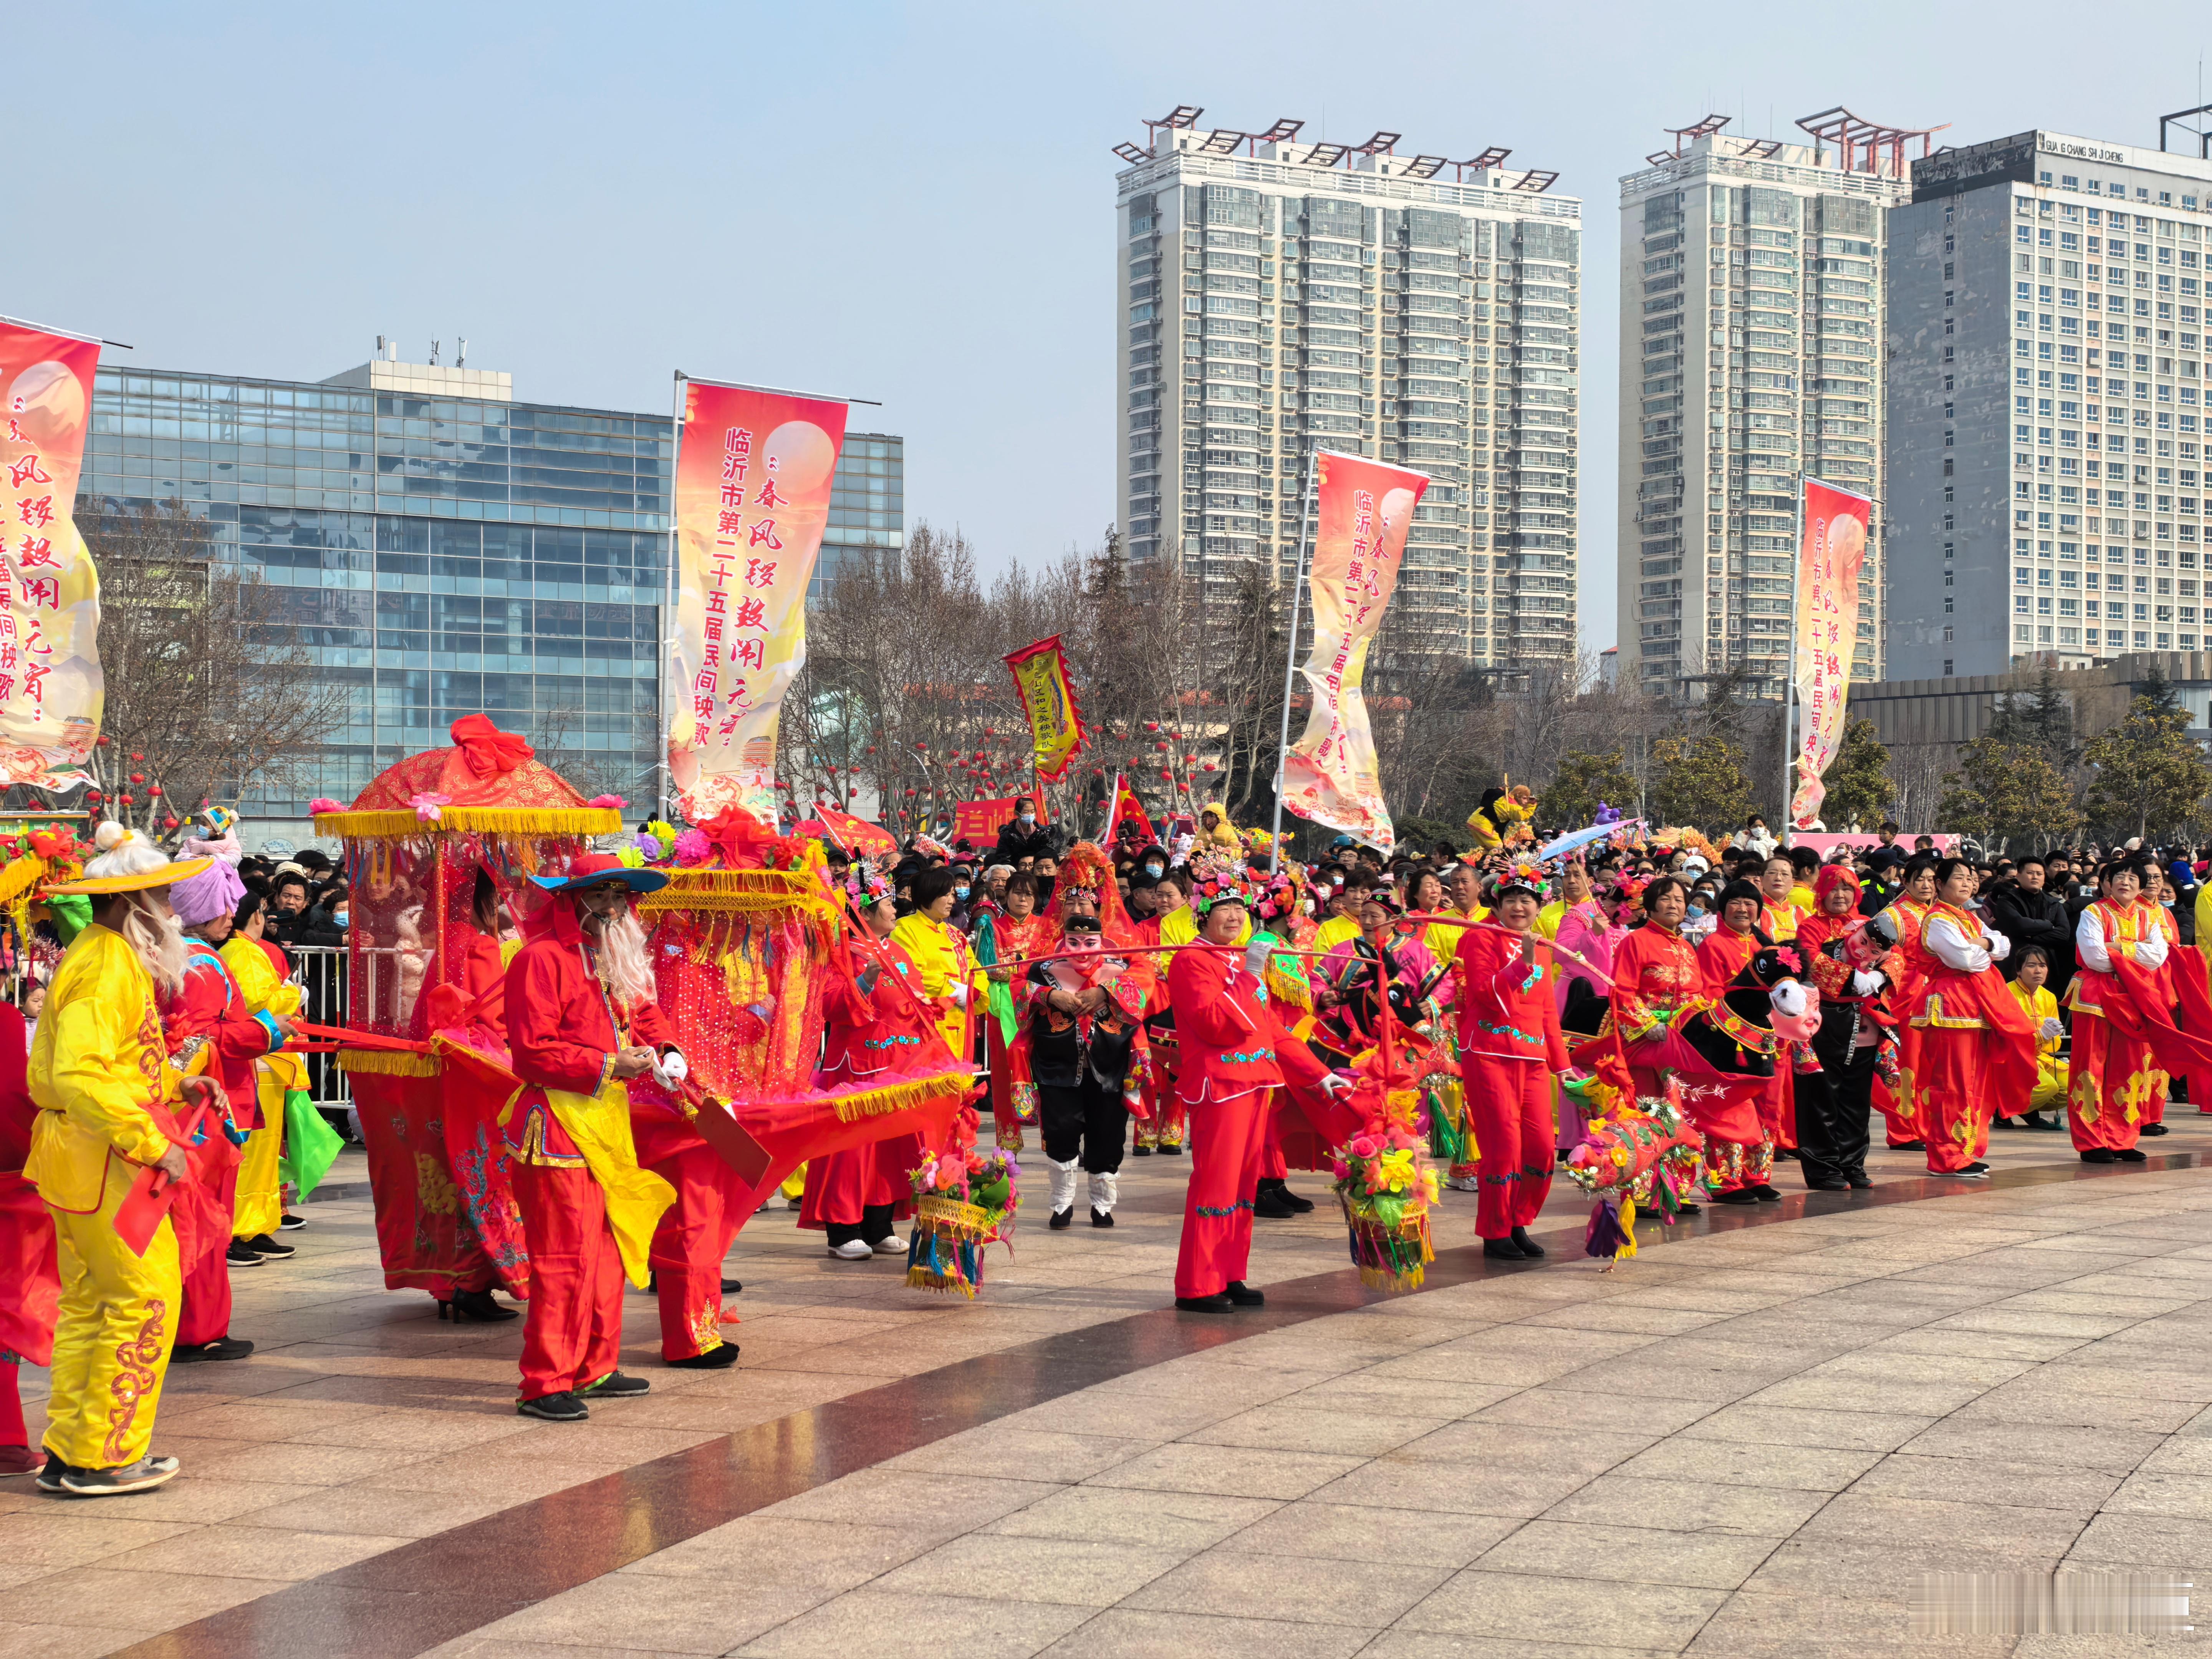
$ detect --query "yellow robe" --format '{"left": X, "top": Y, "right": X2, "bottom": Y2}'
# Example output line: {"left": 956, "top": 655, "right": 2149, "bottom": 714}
{"left": 26, "top": 927, "right": 186, "bottom": 1471}
{"left": 1161, "top": 904, "right": 1250, "bottom": 948}
{"left": 2008, "top": 979, "right": 2070, "bottom": 1115}
{"left": 891, "top": 912, "right": 986, "bottom": 1060}
{"left": 220, "top": 936, "right": 304, "bottom": 1238}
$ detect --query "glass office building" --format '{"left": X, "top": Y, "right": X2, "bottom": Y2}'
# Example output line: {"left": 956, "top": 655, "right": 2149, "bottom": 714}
{"left": 72, "top": 355, "right": 901, "bottom": 835}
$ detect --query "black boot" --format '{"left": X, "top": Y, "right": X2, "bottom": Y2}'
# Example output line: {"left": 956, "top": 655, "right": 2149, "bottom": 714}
{"left": 1482, "top": 1237, "right": 1529, "bottom": 1260}
{"left": 1252, "top": 1184, "right": 1296, "bottom": 1219}
{"left": 667, "top": 1343, "right": 741, "bottom": 1370}
{"left": 1510, "top": 1226, "right": 1546, "bottom": 1258}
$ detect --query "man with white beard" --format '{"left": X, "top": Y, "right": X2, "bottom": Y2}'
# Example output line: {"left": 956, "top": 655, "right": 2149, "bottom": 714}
{"left": 501, "top": 855, "right": 683, "bottom": 1422}
{"left": 24, "top": 824, "right": 227, "bottom": 1495}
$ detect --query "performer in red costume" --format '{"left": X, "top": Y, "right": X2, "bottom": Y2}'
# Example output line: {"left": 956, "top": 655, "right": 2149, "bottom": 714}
{"left": 1607, "top": 875, "right": 1705, "bottom": 1103}
{"left": 2068, "top": 856, "right": 2168, "bottom": 1164}
{"left": 1455, "top": 866, "right": 1569, "bottom": 1260}
{"left": 1693, "top": 879, "right": 1783, "bottom": 1204}
{"left": 1167, "top": 857, "right": 1350, "bottom": 1312}
{"left": 1873, "top": 856, "right": 1940, "bottom": 1151}
{"left": 1911, "top": 857, "right": 2036, "bottom": 1176}
{"left": 0, "top": 1000, "right": 49, "bottom": 1477}
{"left": 162, "top": 860, "right": 289, "bottom": 1361}
{"left": 805, "top": 892, "right": 930, "bottom": 1261}
{"left": 1793, "top": 865, "right": 1894, "bottom": 1192}
{"left": 503, "top": 854, "right": 683, "bottom": 1419}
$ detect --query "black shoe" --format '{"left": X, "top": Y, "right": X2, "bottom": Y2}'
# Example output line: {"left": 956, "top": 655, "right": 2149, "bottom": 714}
{"left": 1175, "top": 1293, "right": 1232, "bottom": 1312}
{"left": 1224, "top": 1280, "right": 1265, "bottom": 1306}
{"left": 1674, "top": 1201, "right": 1702, "bottom": 1215}
{"left": 1892, "top": 1139, "right": 1926, "bottom": 1152}
{"left": 2116, "top": 1148, "right": 2149, "bottom": 1163}
{"left": 667, "top": 1343, "right": 741, "bottom": 1369}
{"left": 1263, "top": 1180, "right": 1315, "bottom": 1214}
{"left": 1157, "top": 1144, "right": 1184, "bottom": 1156}
{"left": 1846, "top": 1172, "right": 1874, "bottom": 1189}
{"left": 720, "top": 1278, "right": 742, "bottom": 1295}
{"left": 1773, "top": 1147, "right": 1801, "bottom": 1161}
{"left": 1805, "top": 1177, "right": 1849, "bottom": 1192}
{"left": 2144, "top": 1123, "right": 2171, "bottom": 1137}
{"left": 1049, "top": 1206, "right": 1074, "bottom": 1230}
{"left": 1483, "top": 1237, "right": 1530, "bottom": 1260}
{"left": 1751, "top": 1184, "right": 1782, "bottom": 1202}
{"left": 1991, "top": 1116, "right": 2020, "bottom": 1131}
{"left": 58, "top": 1455, "right": 180, "bottom": 1497}
{"left": 1510, "top": 1227, "right": 1547, "bottom": 1259}
{"left": 438, "top": 1289, "right": 519, "bottom": 1323}
{"left": 224, "top": 1241, "right": 262, "bottom": 1267}
{"left": 579, "top": 1371, "right": 650, "bottom": 1400}
{"left": 240, "top": 1233, "right": 295, "bottom": 1260}
{"left": 2081, "top": 1148, "right": 2119, "bottom": 1164}
{"left": 518, "top": 1391, "right": 588, "bottom": 1422}
{"left": 1714, "top": 1189, "right": 1761, "bottom": 1205}
{"left": 172, "top": 1336, "right": 255, "bottom": 1363}
{"left": 1090, "top": 1207, "right": 1114, "bottom": 1228}
{"left": 34, "top": 1453, "right": 67, "bottom": 1493}
{"left": 1131, "top": 1144, "right": 1153, "bottom": 1157}
{"left": 1964, "top": 1161, "right": 1991, "bottom": 1174}
{"left": 277, "top": 1212, "right": 306, "bottom": 1230}
{"left": 1252, "top": 1188, "right": 1296, "bottom": 1219}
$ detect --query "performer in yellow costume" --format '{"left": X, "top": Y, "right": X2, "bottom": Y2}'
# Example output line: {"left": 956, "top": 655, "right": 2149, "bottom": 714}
{"left": 220, "top": 910, "right": 306, "bottom": 1242}
{"left": 891, "top": 868, "right": 988, "bottom": 1061}
{"left": 27, "top": 826, "right": 219, "bottom": 1496}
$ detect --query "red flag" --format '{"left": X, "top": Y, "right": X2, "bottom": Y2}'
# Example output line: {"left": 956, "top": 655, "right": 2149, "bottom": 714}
{"left": 814, "top": 805, "right": 897, "bottom": 856}
{"left": 1105, "top": 772, "right": 1156, "bottom": 846}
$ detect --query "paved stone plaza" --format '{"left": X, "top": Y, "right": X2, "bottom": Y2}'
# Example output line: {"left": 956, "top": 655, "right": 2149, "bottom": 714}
{"left": 8, "top": 1122, "right": 2212, "bottom": 1658}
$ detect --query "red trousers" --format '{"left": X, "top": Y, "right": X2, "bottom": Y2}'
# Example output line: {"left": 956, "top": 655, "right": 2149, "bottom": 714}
{"left": 177, "top": 1158, "right": 236, "bottom": 1348}
{"left": 1174, "top": 1086, "right": 1270, "bottom": 1300}
{"left": 1465, "top": 1055, "right": 1553, "bottom": 1237}
{"left": 642, "top": 1146, "right": 743, "bottom": 1363}
{"left": 2068, "top": 1012, "right": 2149, "bottom": 1154}
{"left": 1916, "top": 1025, "right": 1993, "bottom": 1173}
{"left": 512, "top": 1162, "right": 623, "bottom": 1400}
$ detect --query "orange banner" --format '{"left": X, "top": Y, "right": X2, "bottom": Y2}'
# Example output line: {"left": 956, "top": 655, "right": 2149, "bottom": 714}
{"left": 1789, "top": 478, "right": 1873, "bottom": 829}
{"left": 668, "top": 380, "right": 848, "bottom": 826}
{"left": 1003, "top": 634, "right": 1086, "bottom": 783}
{"left": 1281, "top": 449, "right": 1427, "bottom": 854}
{"left": 0, "top": 320, "right": 103, "bottom": 793}
{"left": 953, "top": 795, "right": 1046, "bottom": 849}
{"left": 813, "top": 804, "right": 896, "bottom": 857}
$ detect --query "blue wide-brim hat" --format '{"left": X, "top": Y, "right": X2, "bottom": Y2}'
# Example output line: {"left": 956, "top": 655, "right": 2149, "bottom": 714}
{"left": 529, "top": 852, "right": 669, "bottom": 894}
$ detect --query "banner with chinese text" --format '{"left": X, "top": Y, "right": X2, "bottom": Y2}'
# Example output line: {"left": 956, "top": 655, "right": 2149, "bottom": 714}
{"left": 952, "top": 794, "right": 1047, "bottom": 848}
{"left": 1788, "top": 478, "right": 1873, "bottom": 829}
{"left": 0, "top": 320, "right": 102, "bottom": 793}
{"left": 668, "top": 379, "right": 848, "bottom": 825}
{"left": 813, "top": 804, "right": 897, "bottom": 857}
{"left": 1002, "top": 634, "right": 1086, "bottom": 782}
{"left": 1280, "top": 449, "right": 1427, "bottom": 853}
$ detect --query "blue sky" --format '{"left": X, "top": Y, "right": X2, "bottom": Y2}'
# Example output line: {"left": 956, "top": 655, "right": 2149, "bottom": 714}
{"left": 17, "top": 2, "right": 2207, "bottom": 650}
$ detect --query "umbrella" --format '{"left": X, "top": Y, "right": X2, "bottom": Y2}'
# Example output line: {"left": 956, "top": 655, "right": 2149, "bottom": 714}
{"left": 1537, "top": 819, "right": 1646, "bottom": 863}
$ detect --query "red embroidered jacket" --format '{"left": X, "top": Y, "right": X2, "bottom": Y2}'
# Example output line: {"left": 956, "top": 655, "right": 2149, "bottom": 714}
{"left": 1453, "top": 926, "right": 1568, "bottom": 1067}
{"left": 502, "top": 904, "right": 672, "bottom": 1164}
{"left": 1696, "top": 924, "right": 1768, "bottom": 998}
{"left": 162, "top": 947, "right": 282, "bottom": 1129}
{"left": 1609, "top": 923, "right": 1701, "bottom": 1036}
{"left": 1165, "top": 946, "right": 1329, "bottom": 1105}
{"left": 818, "top": 941, "right": 935, "bottom": 1083}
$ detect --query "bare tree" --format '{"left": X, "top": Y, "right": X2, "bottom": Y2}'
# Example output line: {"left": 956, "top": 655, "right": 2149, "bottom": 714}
{"left": 84, "top": 501, "right": 349, "bottom": 830}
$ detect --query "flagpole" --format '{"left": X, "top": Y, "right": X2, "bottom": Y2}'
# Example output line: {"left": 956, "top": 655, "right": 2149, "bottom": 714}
{"left": 660, "top": 373, "right": 687, "bottom": 824}
{"left": 1779, "top": 470, "right": 1804, "bottom": 851}
{"left": 1270, "top": 445, "right": 1318, "bottom": 874}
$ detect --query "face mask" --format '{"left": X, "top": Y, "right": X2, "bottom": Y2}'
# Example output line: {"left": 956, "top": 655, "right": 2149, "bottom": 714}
{"left": 1144, "top": 863, "right": 1163, "bottom": 877}
{"left": 333, "top": 911, "right": 349, "bottom": 927}
{"left": 954, "top": 885, "right": 970, "bottom": 900}
{"left": 1017, "top": 814, "right": 1035, "bottom": 826}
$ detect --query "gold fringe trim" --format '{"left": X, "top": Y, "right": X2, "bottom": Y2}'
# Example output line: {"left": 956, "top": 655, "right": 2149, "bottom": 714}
{"left": 827, "top": 1070, "right": 972, "bottom": 1125}
{"left": 314, "top": 807, "right": 624, "bottom": 839}
{"left": 338, "top": 1048, "right": 442, "bottom": 1076}
{"left": 639, "top": 868, "right": 834, "bottom": 916}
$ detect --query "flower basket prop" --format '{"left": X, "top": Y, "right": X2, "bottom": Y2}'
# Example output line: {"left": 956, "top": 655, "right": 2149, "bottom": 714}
{"left": 1329, "top": 1083, "right": 1439, "bottom": 1294}
{"left": 1564, "top": 1096, "right": 1704, "bottom": 1268}
{"left": 905, "top": 1131, "right": 1019, "bottom": 1298}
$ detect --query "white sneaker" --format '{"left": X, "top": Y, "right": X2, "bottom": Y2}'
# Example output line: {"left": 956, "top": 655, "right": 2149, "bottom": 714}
{"left": 1446, "top": 1174, "right": 1480, "bottom": 1192}
{"left": 869, "top": 1234, "right": 905, "bottom": 1255}
{"left": 827, "top": 1239, "right": 874, "bottom": 1260}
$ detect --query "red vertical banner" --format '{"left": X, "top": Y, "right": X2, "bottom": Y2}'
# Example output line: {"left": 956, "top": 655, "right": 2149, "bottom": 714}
{"left": 1280, "top": 448, "right": 1428, "bottom": 854}
{"left": 668, "top": 380, "right": 848, "bottom": 826}
{"left": 0, "top": 321, "right": 103, "bottom": 792}
{"left": 1789, "top": 478, "right": 1873, "bottom": 829}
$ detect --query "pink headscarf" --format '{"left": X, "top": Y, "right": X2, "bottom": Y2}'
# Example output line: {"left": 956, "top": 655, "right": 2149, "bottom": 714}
{"left": 171, "top": 859, "right": 247, "bottom": 928}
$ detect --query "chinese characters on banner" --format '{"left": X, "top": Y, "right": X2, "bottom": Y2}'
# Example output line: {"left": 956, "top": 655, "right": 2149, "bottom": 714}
{"left": 952, "top": 795, "right": 1048, "bottom": 847}
{"left": 1002, "top": 634, "right": 1087, "bottom": 782}
{"left": 1788, "top": 478, "right": 1873, "bottom": 829}
{"left": 0, "top": 322, "right": 103, "bottom": 793}
{"left": 667, "top": 381, "right": 848, "bottom": 826}
{"left": 1280, "top": 449, "right": 1428, "bottom": 854}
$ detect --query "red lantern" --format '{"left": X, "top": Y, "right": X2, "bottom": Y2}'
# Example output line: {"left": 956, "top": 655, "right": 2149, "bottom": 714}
{"left": 119, "top": 794, "right": 134, "bottom": 805}
{"left": 86, "top": 790, "right": 103, "bottom": 803}
{"left": 129, "top": 752, "right": 143, "bottom": 762}
{"left": 1203, "top": 761, "right": 1219, "bottom": 773}
{"left": 96, "top": 735, "right": 111, "bottom": 748}
{"left": 904, "top": 788, "right": 916, "bottom": 798}
{"left": 163, "top": 816, "right": 180, "bottom": 829}
{"left": 1154, "top": 742, "right": 1168, "bottom": 753}
{"left": 1145, "top": 721, "right": 1159, "bottom": 733}
{"left": 147, "top": 786, "right": 162, "bottom": 798}
{"left": 129, "top": 773, "right": 144, "bottom": 784}
{"left": 1158, "top": 769, "right": 1171, "bottom": 780}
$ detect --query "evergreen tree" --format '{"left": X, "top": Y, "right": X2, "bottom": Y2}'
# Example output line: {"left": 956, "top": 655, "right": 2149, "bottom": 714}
{"left": 2083, "top": 689, "right": 2212, "bottom": 840}
{"left": 1652, "top": 732, "right": 1753, "bottom": 831}
{"left": 1818, "top": 717, "right": 1896, "bottom": 830}
{"left": 1543, "top": 747, "right": 1641, "bottom": 829}
{"left": 1940, "top": 736, "right": 2083, "bottom": 851}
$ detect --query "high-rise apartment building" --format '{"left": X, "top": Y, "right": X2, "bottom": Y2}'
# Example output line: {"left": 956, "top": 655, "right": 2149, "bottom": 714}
{"left": 1618, "top": 111, "right": 1931, "bottom": 694}
{"left": 1114, "top": 107, "right": 1581, "bottom": 665}
{"left": 1885, "top": 131, "right": 2212, "bottom": 678}
{"left": 76, "top": 352, "right": 901, "bottom": 835}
